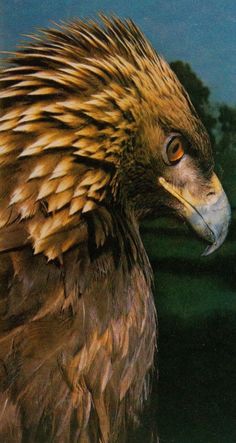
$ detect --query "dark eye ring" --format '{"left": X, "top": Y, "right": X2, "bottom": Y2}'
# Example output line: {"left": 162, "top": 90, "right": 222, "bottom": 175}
{"left": 163, "top": 133, "right": 187, "bottom": 166}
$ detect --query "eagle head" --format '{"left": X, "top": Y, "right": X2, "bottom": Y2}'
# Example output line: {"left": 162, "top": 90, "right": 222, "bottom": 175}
{"left": 0, "top": 16, "right": 230, "bottom": 259}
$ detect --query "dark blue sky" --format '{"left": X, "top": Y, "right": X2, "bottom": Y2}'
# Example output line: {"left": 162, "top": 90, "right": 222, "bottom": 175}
{"left": 0, "top": 0, "right": 235, "bottom": 104}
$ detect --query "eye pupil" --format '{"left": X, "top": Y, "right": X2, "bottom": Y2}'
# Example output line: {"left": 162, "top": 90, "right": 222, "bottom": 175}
{"left": 172, "top": 143, "right": 180, "bottom": 154}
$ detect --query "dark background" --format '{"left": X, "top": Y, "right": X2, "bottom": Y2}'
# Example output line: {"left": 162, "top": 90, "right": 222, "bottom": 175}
{"left": 1, "top": 2, "right": 236, "bottom": 442}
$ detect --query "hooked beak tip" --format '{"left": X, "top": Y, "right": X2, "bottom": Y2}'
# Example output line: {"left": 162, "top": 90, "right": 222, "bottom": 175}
{"left": 202, "top": 243, "right": 220, "bottom": 257}
{"left": 201, "top": 215, "right": 231, "bottom": 257}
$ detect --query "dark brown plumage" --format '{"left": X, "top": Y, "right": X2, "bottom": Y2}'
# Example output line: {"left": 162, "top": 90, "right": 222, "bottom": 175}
{"left": 0, "top": 16, "right": 230, "bottom": 443}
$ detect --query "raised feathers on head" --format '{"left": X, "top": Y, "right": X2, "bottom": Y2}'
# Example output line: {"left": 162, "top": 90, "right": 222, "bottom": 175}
{"left": 0, "top": 16, "right": 204, "bottom": 260}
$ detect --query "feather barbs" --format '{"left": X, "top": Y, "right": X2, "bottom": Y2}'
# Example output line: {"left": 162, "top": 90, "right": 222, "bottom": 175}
{"left": 0, "top": 15, "right": 192, "bottom": 261}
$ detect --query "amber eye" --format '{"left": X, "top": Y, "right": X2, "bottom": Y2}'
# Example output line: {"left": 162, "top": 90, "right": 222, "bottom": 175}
{"left": 163, "top": 134, "right": 186, "bottom": 165}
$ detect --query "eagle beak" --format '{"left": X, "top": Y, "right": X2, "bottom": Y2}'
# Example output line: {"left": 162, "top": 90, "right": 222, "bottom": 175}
{"left": 159, "top": 173, "right": 231, "bottom": 255}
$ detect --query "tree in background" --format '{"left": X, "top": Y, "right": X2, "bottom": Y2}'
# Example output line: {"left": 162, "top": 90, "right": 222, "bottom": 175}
{"left": 216, "top": 105, "right": 236, "bottom": 204}
{"left": 218, "top": 104, "right": 236, "bottom": 151}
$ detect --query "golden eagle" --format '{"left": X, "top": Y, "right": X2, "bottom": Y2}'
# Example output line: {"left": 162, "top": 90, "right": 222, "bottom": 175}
{"left": 0, "top": 16, "right": 230, "bottom": 443}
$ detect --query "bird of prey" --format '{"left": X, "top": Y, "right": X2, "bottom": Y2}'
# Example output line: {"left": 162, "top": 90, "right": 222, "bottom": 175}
{"left": 0, "top": 16, "right": 230, "bottom": 443}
